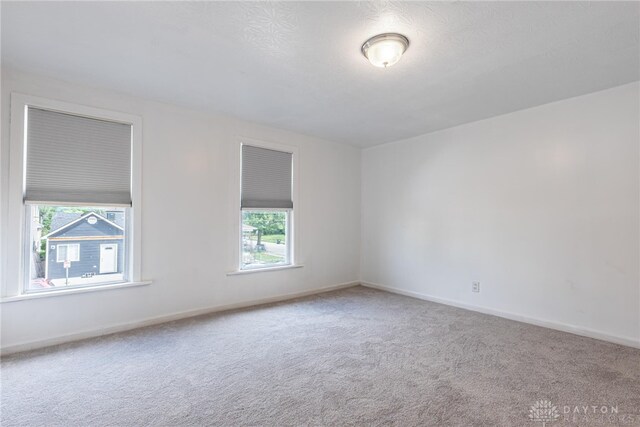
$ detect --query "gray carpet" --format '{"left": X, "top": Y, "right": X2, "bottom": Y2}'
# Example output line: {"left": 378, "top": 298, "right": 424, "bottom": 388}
{"left": 1, "top": 286, "right": 639, "bottom": 426}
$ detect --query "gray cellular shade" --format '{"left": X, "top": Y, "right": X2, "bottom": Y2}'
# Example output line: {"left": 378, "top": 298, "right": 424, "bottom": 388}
{"left": 241, "top": 145, "right": 293, "bottom": 209}
{"left": 25, "top": 107, "right": 132, "bottom": 206}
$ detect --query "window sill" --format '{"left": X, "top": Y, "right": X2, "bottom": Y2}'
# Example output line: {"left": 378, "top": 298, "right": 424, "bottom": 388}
{"left": 0, "top": 280, "right": 152, "bottom": 303}
{"left": 227, "top": 264, "right": 304, "bottom": 276}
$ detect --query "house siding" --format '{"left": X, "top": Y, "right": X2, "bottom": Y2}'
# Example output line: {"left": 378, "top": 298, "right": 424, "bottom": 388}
{"left": 47, "top": 238, "right": 124, "bottom": 279}
{"left": 45, "top": 214, "right": 125, "bottom": 280}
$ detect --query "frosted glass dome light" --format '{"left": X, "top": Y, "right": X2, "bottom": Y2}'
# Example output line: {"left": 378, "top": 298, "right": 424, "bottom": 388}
{"left": 361, "top": 33, "right": 410, "bottom": 68}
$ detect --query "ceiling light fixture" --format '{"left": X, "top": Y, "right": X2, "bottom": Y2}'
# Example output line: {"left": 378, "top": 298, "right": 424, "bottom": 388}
{"left": 361, "top": 33, "right": 410, "bottom": 68}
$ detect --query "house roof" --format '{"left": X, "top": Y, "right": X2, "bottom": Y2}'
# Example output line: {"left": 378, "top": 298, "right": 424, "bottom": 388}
{"left": 44, "top": 211, "right": 124, "bottom": 239}
{"left": 242, "top": 224, "right": 257, "bottom": 233}
{"left": 50, "top": 212, "right": 82, "bottom": 232}
{"left": 108, "top": 211, "right": 126, "bottom": 229}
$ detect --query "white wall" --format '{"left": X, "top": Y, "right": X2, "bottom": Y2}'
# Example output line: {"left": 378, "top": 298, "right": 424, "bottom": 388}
{"left": 2, "top": 68, "right": 638, "bottom": 352}
{"left": 362, "top": 82, "right": 640, "bottom": 346}
{"left": 0, "top": 68, "right": 361, "bottom": 352}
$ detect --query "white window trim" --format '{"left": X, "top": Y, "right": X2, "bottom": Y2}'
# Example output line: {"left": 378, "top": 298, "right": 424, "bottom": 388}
{"left": 2, "top": 93, "right": 144, "bottom": 299}
{"left": 56, "top": 243, "right": 80, "bottom": 263}
{"left": 230, "top": 137, "right": 300, "bottom": 274}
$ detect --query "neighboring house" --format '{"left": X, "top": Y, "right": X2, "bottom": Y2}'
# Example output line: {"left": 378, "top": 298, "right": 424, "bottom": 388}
{"left": 43, "top": 211, "right": 125, "bottom": 280}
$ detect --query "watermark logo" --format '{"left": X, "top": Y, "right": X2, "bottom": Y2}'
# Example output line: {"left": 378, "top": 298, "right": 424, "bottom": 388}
{"left": 528, "top": 400, "right": 635, "bottom": 425}
{"left": 529, "top": 400, "right": 560, "bottom": 426}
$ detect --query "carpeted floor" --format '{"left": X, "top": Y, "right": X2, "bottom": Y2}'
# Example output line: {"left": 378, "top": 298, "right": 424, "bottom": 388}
{"left": 1, "top": 286, "right": 639, "bottom": 426}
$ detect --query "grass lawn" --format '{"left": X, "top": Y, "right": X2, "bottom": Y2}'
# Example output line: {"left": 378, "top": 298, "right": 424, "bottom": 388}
{"left": 252, "top": 252, "right": 284, "bottom": 263}
{"left": 251, "top": 234, "right": 286, "bottom": 244}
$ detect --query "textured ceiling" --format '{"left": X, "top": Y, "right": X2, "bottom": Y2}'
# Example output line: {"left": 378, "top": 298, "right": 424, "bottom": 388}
{"left": 2, "top": 1, "right": 639, "bottom": 147}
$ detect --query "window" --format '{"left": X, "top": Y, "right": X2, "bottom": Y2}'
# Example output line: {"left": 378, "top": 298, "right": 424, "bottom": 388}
{"left": 56, "top": 244, "right": 80, "bottom": 263}
{"left": 27, "top": 205, "right": 127, "bottom": 290}
{"left": 240, "top": 144, "right": 294, "bottom": 270}
{"left": 242, "top": 210, "right": 289, "bottom": 268}
{"left": 5, "top": 95, "right": 142, "bottom": 296}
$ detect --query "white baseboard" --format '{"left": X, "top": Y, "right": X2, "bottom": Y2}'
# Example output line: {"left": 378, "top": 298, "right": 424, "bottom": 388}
{"left": 1, "top": 281, "right": 359, "bottom": 356}
{"left": 362, "top": 281, "right": 640, "bottom": 349}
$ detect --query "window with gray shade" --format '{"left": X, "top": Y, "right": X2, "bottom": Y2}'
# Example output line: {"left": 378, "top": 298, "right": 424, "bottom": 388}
{"left": 241, "top": 145, "right": 293, "bottom": 209}
{"left": 25, "top": 107, "right": 132, "bottom": 206}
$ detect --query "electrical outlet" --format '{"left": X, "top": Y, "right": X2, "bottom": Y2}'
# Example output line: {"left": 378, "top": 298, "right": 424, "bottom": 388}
{"left": 472, "top": 282, "right": 480, "bottom": 293}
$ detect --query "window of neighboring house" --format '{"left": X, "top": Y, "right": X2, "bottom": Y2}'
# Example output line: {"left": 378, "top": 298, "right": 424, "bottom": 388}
{"left": 11, "top": 99, "right": 141, "bottom": 293}
{"left": 56, "top": 243, "right": 80, "bottom": 263}
{"left": 240, "top": 144, "right": 294, "bottom": 270}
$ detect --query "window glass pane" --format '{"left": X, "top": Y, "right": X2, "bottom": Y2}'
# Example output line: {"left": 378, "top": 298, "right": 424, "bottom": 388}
{"left": 27, "top": 205, "right": 127, "bottom": 291}
{"left": 57, "top": 245, "right": 68, "bottom": 262}
{"left": 67, "top": 244, "right": 80, "bottom": 262}
{"left": 241, "top": 210, "right": 288, "bottom": 269}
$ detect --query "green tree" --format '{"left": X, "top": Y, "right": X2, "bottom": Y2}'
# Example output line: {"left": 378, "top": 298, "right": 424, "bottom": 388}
{"left": 243, "top": 212, "right": 285, "bottom": 235}
{"left": 39, "top": 206, "right": 58, "bottom": 236}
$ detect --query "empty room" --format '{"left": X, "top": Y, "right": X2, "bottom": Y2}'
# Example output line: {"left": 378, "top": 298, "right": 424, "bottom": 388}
{"left": 1, "top": 1, "right": 639, "bottom": 426}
